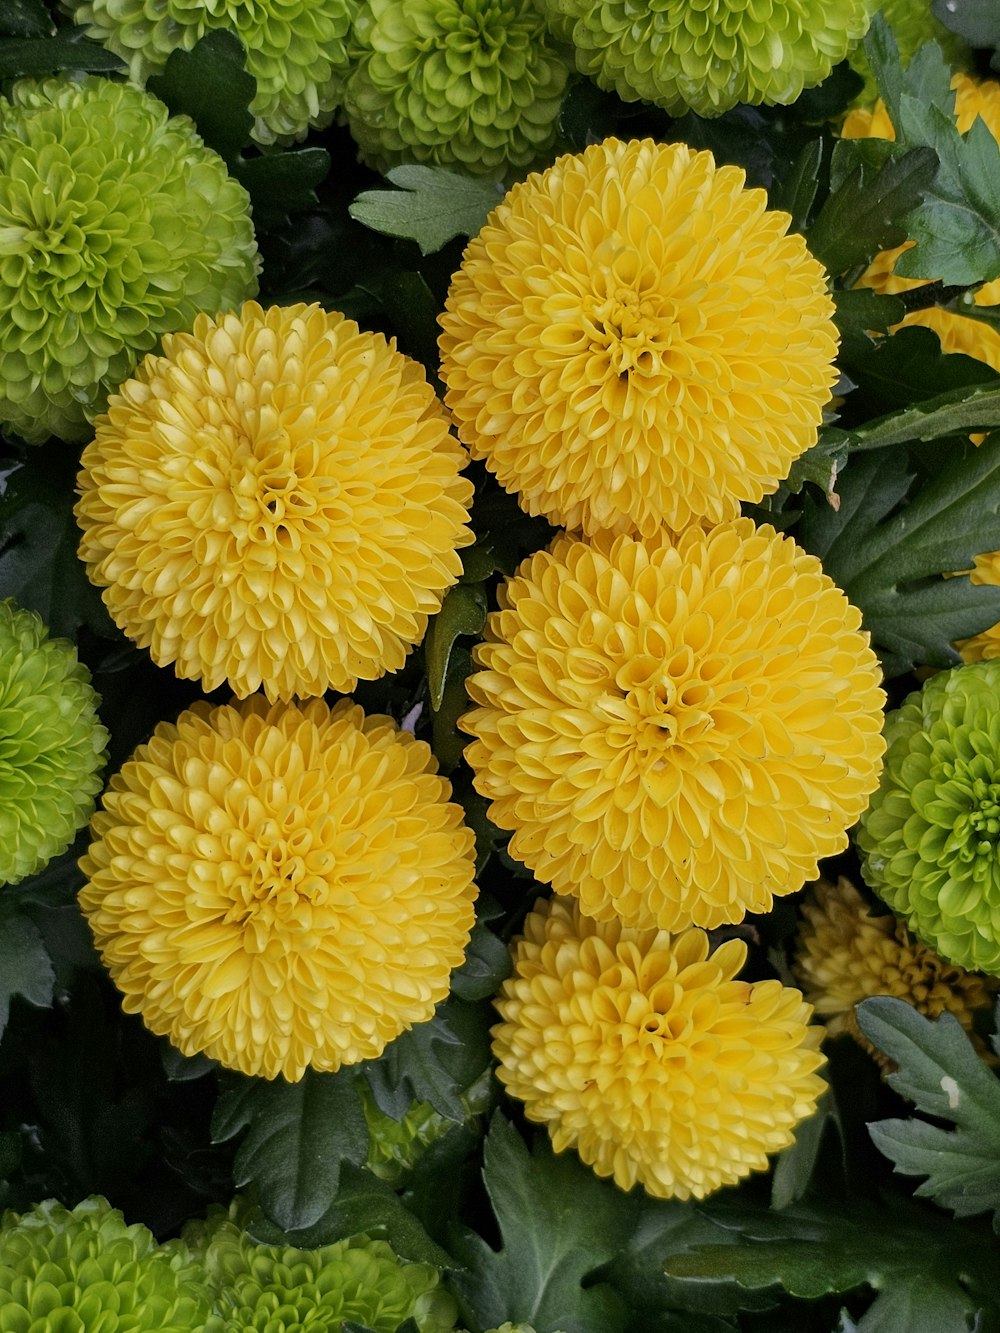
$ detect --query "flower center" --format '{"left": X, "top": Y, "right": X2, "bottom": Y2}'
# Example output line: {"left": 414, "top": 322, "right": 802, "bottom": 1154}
{"left": 587, "top": 290, "right": 675, "bottom": 378}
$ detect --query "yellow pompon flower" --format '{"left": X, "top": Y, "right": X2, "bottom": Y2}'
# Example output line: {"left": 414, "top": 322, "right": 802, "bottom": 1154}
{"left": 75, "top": 302, "right": 474, "bottom": 702}
{"left": 793, "top": 877, "right": 997, "bottom": 1067}
{"left": 438, "top": 138, "right": 839, "bottom": 539}
{"left": 78, "top": 697, "right": 478, "bottom": 1081}
{"left": 461, "top": 520, "right": 886, "bottom": 933}
{"left": 492, "top": 896, "right": 827, "bottom": 1201}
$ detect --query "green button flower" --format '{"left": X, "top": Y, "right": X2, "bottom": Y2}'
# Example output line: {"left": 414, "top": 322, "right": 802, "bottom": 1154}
{"left": 858, "top": 660, "right": 1000, "bottom": 976}
{"left": 0, "top": 75, "right": 258, "bottom": 444}
{"left": 62, "top": 0, "right": 360, "bottom": 145}
{"left": 0, "top": 1196, "right": 218, "bottom": 1332}
{"left": 537, "top": 0, "right": 876, "bottom": 117}
{"left": 344, "top": 0, "right": 570, "bottom": 176}
{"left": 0, "top": 600, "right": 107, "bottom": 887}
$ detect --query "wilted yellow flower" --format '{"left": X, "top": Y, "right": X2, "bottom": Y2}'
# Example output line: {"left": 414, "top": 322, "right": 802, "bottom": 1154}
{"left": 793, "top": 877, "right": 998, "bottom": 1066}
{"left": 78, "top": 697, "right": 478, "bottom": 1081}
{"left": 76, "top": 301, "right": 474, "bottom": 702}
{"left": 492, "top": 896, "right": 826, "bottom": 1200}
{"left": 438, "top": 137, "right": 839, "bottom": 538}
{"left": 461, "top": 520, "right": 886, "bottom": 933}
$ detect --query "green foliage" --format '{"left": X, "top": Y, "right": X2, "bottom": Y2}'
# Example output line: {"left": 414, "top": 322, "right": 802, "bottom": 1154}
{"left": 425, "top": 584, "right": 487, "bottom": 711}
{"left": 449, "top": 1115, "right": 631, "bottom": 1333}
{"left": 350, "top": 167, "right": 502, "bottom": 255}
{"left": 0, "top": 28, "right": 124, "bottom": 78}
{"left": 856, "top": 997, "right": 1000, "bottom": 1230}
{"left": 233, "top": 147, "right": 330, "bottom": 230}
{"left": 147, "top": 30, "right": 254, "bottom": 160}
{"left": 933, "top": 0, "right": 1000, "bottom": 49}
{"left": 0, "top": 899, "right": 54, "bottom": 1037}
{"left": 0, "top": 0, "right": 52, "bottom": 39}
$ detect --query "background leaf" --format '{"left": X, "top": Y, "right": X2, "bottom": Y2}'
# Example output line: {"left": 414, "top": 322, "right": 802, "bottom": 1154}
{"left": 932, "top": 0, "right": 1000, "bottom": 48}
{"left": 233, "top": 147, "right": 330, "bottom": 231}
{"left": 147, "top": 30, "right": 254, "bottom": 159}
{"left": 349, "top": 167, "right": 502, "bottom": 255}
{"left": 0, "top": 0, "right": 53, "bottom": 38}
{"left": 0, "top": 901, "right": 54, "bottom": 1038}
{"left": 425, "top": 584, "right": 487, "bottom": 711}
{"left": 0, "top": 30, "right": 124, "bottom": 78}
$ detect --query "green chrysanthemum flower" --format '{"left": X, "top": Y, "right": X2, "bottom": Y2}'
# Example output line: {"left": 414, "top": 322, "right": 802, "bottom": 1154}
{"left": 0, "top": 599, "right": 108, "bottom": 886}
{"left": 849, "top": 0, "right": 968, "bottom": 104}
{"left": 190, "top": 1212, "right": 458, "bottom": 1332}
{"left": 362, "top": 1086, "right": 452, "bottom": 1184}
{"left": 61, "top": 0, "right": 360, "bottom": 145}
{"left": 537, "top": 0, "right": 876, "bottom": 117}
{"left": 0, "top": 1196, "right": 217, "bottom": 1331}
{"left": 343, "top": 0, "right": 570, "bottom": 176}
{"left": 858, "top": 661, "right": 1000, "bottom": 976}
{"left": 0, "top": 75, "right": 258, "bottom": 445}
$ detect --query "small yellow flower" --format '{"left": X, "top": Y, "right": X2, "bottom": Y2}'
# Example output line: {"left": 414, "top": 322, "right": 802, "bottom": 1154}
{"left": 793, "top": 877, "right": 997, "bottom": 1066}
{"left": 78, "top": 697, "right": 478, "bottom": 1081}
{"left": 492, "top": 896, "right": 827, "bottom": 1200}
{"left": 461, "top": 520, "right": 885, "bottom": 932}
{"left": 438, "top": 137, "right": 839, "bottom": 538}
{"left": 75, "top": 302, "right": 474, "bottom": 701}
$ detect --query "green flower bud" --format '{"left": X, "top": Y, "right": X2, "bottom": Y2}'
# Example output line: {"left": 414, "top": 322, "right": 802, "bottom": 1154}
{"left": 362, "top": 1086, "right": 452, "bottom": 1183}
{"left": 537, "top": 0, "right": 877, "bottom": 117}
{"left": 344, "top": 0, "right": 570, "bottom": 177}
{"left": 61, "top": 0, "right": 360, "bottom": 145}
{"left": 849, "top": 0, "right": 969, "bottom": 104}
{"left": 0, "top": 600, "right": 107, "bottom": 886}
{"left": 858, "top": 661, "right": 1000, "bottom": 975}
{"left": 0, "top": 75, "right": 258, "bottom": 444}
{"left": 0, "top": 1196, "right": 218, "bottom": 1331}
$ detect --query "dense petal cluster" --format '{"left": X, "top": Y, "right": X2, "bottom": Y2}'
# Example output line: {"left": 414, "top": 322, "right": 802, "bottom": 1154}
{"left": 0, "top": 1196, "right": 215, "bottom": 1331}
{"left": 793, "top": 877, "right": 997, "bottom": 1064}
{"left": 62, "top": 0, "right": 360, "bottom": 144}
{"left": 535, "top": 0, "right": 875, "bottom": 116}
{"left": 76, "top": 302, "right": 474, "bottom": 701}
{"left": 439, "top": 138, "right": 839, "bottom": 537}
{"left": 344, "top": 0, "right": 570, "bottom": 175}
{"left": 462, "top": 520, "right": 886, "bottom": 932}
{"left": 0, "top": 75, "right": 257, "bottom": 444}
{"left": 858, "top": 661, "right": 1000, "bottom": 975}
{"left": 0, "top": 599, "right": 108, "bottom": 886}
{"left": 848, "top": 0, "right": 968, "bottom": 104}
{"left": 492, "top": 896, "right": 826, "bottom": 1200}
{"left": 362, "top": 1086, "right": 452, "bottom": 1183}
{"left": 78, "top": 697, "right": 478, "bottom": 1080}
{"left": 190, "top": 1213, "right": 457, "bottom": 1332}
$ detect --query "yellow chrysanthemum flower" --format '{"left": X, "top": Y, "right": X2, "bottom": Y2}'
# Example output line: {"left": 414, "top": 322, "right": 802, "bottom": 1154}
{"left": 492, "top": 896, "right": 827, "bottom": 1200}
{"left": 78, "top": 697, "right": 478, "bottom": 1081}
{"left": 793, "top": 877, "right": 998, "bottom": 1066}
{"left": 461, "top": 520, "right": 886, "bottom": 932}
{"left": 438, "top": 137, "right": 839, "bottom": 539}
{"left": 75, "top": 302, "right": 474, "bottom": 702}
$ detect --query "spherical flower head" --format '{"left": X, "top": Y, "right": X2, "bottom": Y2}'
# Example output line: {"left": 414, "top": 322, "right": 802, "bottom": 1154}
{"left": 535, "top": 0, "right": 875, "bottom": 117}
{"left": 848, "top": 0, "right": 968, "bottom": 105}
{"left": 190, "top": 1213, "right": 457, "bottom": 1332}
{"left": 461, "top": 519, "right": 886, "bottom": 933}
{"left": 0, "top": 74, "right": 258, "bottom": 445}
{"left": 78, "top": 696, "right": 478, "bottom": 1081}
{"left": 0, "top": 1196, "right": 216, "bottom": 1331}
{"left": 793, "top": 876, "right": 998, "bottom": 1065}
{"left": 493, "top": 896, "right": 827, "bottom": 1200}
{"left": 343, "top": 0, "right": 570, "bottom": 176}
{"left": 75, "top": 301, "right": 474, "bottom": 702}
{"left": 61, "top": 0, "right": 360, "bottom": 145}
{"left": 439, "top": 138, "right": 839, "bottom": 538}
{"left": 858, "top": 661, "right": 1000, "bottom": 976}
{"left": 0, "top": 599, "right": 108, "bottom": 886}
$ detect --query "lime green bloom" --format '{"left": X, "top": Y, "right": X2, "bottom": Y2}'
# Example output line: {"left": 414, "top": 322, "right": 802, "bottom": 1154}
{"left": 849, "top": 0, "right": 968, "bottom": 104}
{"left": 344, "top": 0, "right": 570, "bottom": 176}
{"left": 858, "top": 661, "right": 1000, "bottom": 976}
{"left": 0, "top": 600, "right": 107, "bottom": 886}
{"left": 0, "top": 75, "right": 258, "bottom": 444}
{"left": 61, "top": 0, "right": 360, "bottom": 144}
{"left": 190, "top": 1210, "right": 458, "bottom": 1332}
{"left": 362, "top": 1086, "right": 452, "bottom": 1184}
{"left": 537, "top": 0, "right": 876, "bottom": 117}
{"left": 0, "top": 1196, "right": 217, "bottom": 1331}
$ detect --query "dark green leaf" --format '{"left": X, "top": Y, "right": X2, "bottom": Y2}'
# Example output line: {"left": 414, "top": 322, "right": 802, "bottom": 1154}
{"left": 349, "top": 166, "right": 502, "bottom": 255}
{"left": 772, "top": 138, "right": 822, "bottom": 233}
{"left": 856, "top": 997, "right": 1000, "bottom": 1228}
{"left": 147, "top": 30, "right": 254, "bottom": 160}
{"left": 364, "top": 270, "right": 443, "bottom": 380}
{"left": 0, "top": 31, "right": 124, "bottom": 79}
{"left": 832, "top": 288, "right": 906, "bottom": 367}
{"left": 211, "top": 1068, "right": 368, "bottom": 1232}
{"left": 770, "top": 1096, "right": 833, "bottom": 1210}
{"left": 233, "top": 148, "right": 330, "bottom": 231}
{"left": 808, "top": 140, "right": 937, "bottom": 275}
{"left": 0, "top": 901, "right": 55, "bottom": 1038}
{"left": 0, "top": 0, "right": 53, "bottom": 39}
{"left": 846, "top": 324, "right": 998, "bottom": 417}
{"left": 247, "top": 1162, "right": 453, "bottom": 1265}
{"left": 932, "top": 0, "right": 1000, "bottom": 47}
{"left": 781, "top": 433, "right": 849, "bottom": 500}
{"left": 430, "top": 644, "right": 474, "bottom": 773}
{"left": 425, "top": 584, "right": 487, "bottom": 711}
{"left": 449, "top": 1114, "right": 631, "bottom": 1333}
{"left": 794, "top": 434, "right": 1000, "bottom": 675}
{"left": 449, "top": 918, "right": 511, "bottom": 1003}
{"left": 361, "top": 995, "right": 493, "bottom": 1123}
{"left": 160, "top": 1042, "right": 216, "bottom": 1083}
